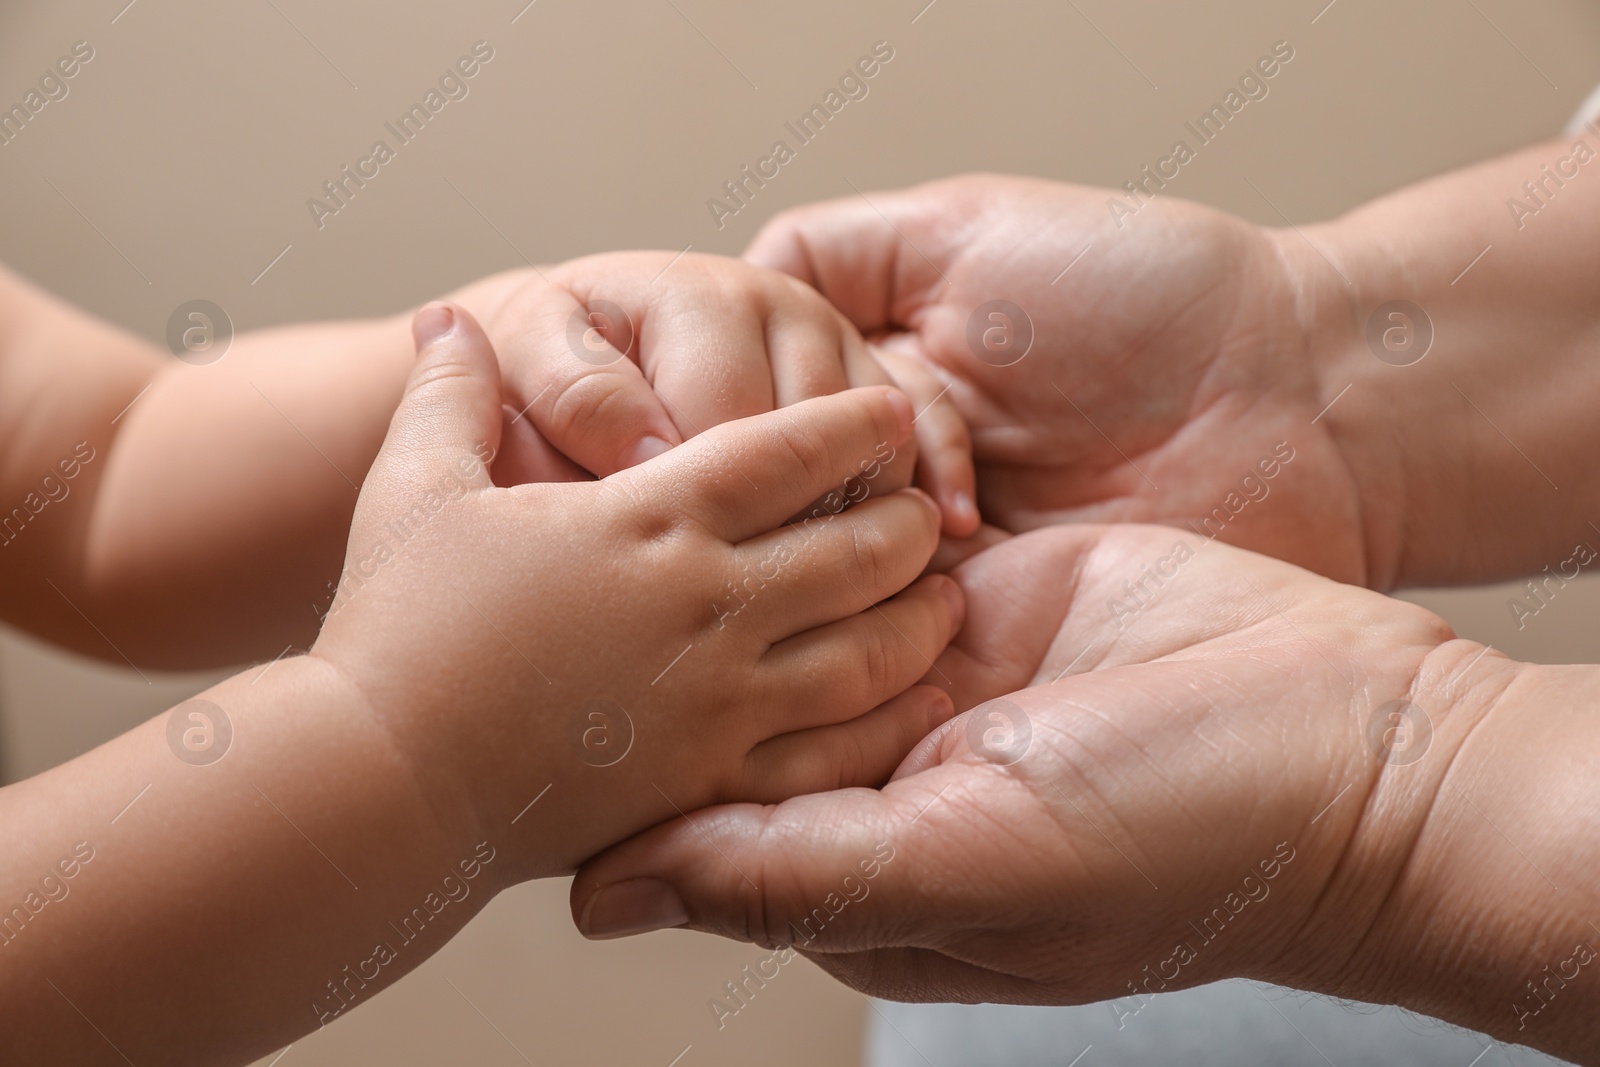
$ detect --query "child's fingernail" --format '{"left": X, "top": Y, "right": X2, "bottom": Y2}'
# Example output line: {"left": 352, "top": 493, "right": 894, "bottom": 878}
{"left": 937, "top": 575, "right": 966, "bottom": 630}
{"left": 627, "top": 435, "right": 673, "bottom": 467}
{"left": 413, "top": 302, "right": 456, "bottom": 349}
{"left": 952, "top": 491, "right": 976, "bottom": 524}
{"left": 927, "top": 689, "right": 955, "bottom": 732}
{"left": 884, "top": 389, "right": 915, "bottom": 441}
{"left": 579, "top": 878, "right": 689, "bottom": 940}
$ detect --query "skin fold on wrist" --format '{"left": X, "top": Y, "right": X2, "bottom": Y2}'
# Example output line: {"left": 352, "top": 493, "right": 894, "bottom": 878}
{"left": 1259, "top": 220, "right": 1402, "bottom": 591}
{"left": 1398, "top": 658, "right": 1600, "bottom": 1062}
{"left": 1297, "top": 649, "right": 1600, "bottom": 1062}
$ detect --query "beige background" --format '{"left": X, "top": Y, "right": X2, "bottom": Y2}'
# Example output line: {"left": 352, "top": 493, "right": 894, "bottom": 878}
{"left": 3, "top": 0, "right": 1599, "bottom": 1064}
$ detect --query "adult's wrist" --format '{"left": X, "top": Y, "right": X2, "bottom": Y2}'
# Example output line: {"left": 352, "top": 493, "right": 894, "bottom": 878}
{"left": 1325, "top": 655, "right": 1600, "bottom": 1062}
{"left": 1262, "top": 219, "right": 1412, "bottom": 591}
{"left": 1269, "top": 137, "right": 1600, "bottom": 590}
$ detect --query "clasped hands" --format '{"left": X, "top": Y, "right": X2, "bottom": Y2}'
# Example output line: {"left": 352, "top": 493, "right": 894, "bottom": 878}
{"left": 329, "top": 176, "right": 1596, "bottom": 1060}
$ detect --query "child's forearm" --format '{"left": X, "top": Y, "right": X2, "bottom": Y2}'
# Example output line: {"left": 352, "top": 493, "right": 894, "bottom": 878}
{"left": 0, "top": 265, "right": 531, "bottom": 667}
{"left": 1281, "top": 135, "right": 1600, "bottom": 589}
{"left": 0, "top": 654, "right": 497, "bottom": 1066}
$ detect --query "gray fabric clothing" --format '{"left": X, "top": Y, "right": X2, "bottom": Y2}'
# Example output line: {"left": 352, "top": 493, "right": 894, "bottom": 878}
{"left": 866, "top": 981, "right": 1574, "bottom": 1066}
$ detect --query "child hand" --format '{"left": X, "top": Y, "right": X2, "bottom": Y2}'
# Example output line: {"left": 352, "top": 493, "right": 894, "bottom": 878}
{"left": 314, "top": 302, "right": 966, "bottom": 880}
{"left": 478, "top": 252, "right": 979, "bottom": 535}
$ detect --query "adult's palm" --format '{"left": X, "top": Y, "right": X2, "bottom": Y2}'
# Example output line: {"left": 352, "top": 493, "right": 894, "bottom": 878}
{"left": 572, "top": 524, "right": 1494, "bottom": 1012}
{"left": 746, "top": 175, "right": 1368, "bottom": 584}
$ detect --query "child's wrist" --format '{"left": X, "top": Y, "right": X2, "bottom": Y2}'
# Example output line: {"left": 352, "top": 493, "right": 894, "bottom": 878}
{"left": 298, "top": 649, "right": 517, "bottom": 887}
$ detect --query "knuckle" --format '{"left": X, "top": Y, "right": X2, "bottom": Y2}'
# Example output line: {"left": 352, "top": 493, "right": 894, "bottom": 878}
{"left": 544, "top": 373, "right": 628, "bottom": 454}
{"left": 859, "top": 620, "right": 900, "bottom": 697}
{"left": 607, "top": 473, "right": 685, "bottom": 543}
{"left": 833, "top": 732, "right": 868, "bottom": 790}
{"left": 774, "top": 421, "right": 838, "bottom": 495}
{"left": 847, "top": 520, "right": 894, "bottom": 590}
{"left": 409, "top": 356, "right": 478, "bottom": 393}
{"left": 746, "top": 817, "right": 804, "bottom": 947}
{"left": 773, "top": 269, "right": 833, "bottom": 316}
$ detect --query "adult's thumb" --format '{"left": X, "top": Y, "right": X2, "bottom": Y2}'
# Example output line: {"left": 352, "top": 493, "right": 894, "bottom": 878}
{"left": 373, "top": 302, "right": 503, "bottom": 491}
{"left": 571, "top": 781, "right": 950, "bottom": 952}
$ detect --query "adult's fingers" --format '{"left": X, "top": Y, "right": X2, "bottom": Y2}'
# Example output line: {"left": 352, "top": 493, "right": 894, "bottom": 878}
{"left": 925, "top": 522, "right": 1012, "bottom": 574}
{"left": 571, "top": 771, "right": 962, "bottom": 947}
{"left": 489, "top": 278, "right": 683, "bottom": 476}
{"left": 744, "top": 190, "right": 946, "bottom": 335}
{"left": 628, "top": 387, "right": 914, "bottom": 544}
{"left": 572, "top": 682, "right": 1078, "bottom": 951}
{"left": 922, "top": 526, "right": 1097, "bottom": 714}
{"left": 802, "top": 944, "right": 1042, "bottom": 1004}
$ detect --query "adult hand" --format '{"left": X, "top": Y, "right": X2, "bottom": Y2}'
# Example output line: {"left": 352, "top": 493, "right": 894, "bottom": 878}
{"left": 572, "top": 526, "right": 1600, "bottom": 1063}
{"left": 745, "top": 176, "right": 1368, "bottom": 583}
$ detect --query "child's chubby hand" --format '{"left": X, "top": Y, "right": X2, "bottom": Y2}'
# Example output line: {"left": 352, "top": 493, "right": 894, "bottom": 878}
{"left": 476, "top": 252, "right": 980, "bottom": 536}
{"left": 312, "top": 302, "right": 965, "bottom": 883}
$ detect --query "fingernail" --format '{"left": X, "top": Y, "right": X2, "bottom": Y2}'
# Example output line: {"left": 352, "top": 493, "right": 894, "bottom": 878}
{"left": 413, "top": 303, "right": 456, "bottom": 349}
{"left": 952, "top": 491, "right": 977, "bottom": 525}
{"left": 579, "top": 878, "right": 689, "bottom": 940}
{"left": 937, "top": 575, "right": 966, "bottom": 631}
{"left": 883, "top": 389, "right": 915, "bottom": 442}
{"left": 626, "top": 435, "right": 673, "bottom": 467}
{"left": 926, "top": 688, "right": 955, "bottom": 732}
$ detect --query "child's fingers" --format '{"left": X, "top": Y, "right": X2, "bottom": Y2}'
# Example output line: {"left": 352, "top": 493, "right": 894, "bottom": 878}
{"left": 727, "top": 490, "right": 942, "bottom": 643}
{"left": 763, "top": 309, "right": 918, "bottom": 507}
{"left": 925, "top": 521, "right": 1014, "bottom": 573}
{"left": 645, "top": 311, "right": 776, "bottom": 436}
{"left": 369, "top": 303, "right": 502, "bottom": 493}
{"left": 873, "top": 347, "right": 980, "bottom": 537}
{"left": 491, "top": 404, "right": 592, "bottom": 487}
{"left": 492, "top": 288, "right": 683, "bottom": 476}
{"left": 634, "top": 387, "right": 915, "bottom": 544}
{"left": 738, "top": 686, "right": 955, "bottom": 800}
{"left": 758, "top": 575, "right": 965, "bottom": 731}
{"left": 764, "top": 308, "right": 859, "bottom": 408}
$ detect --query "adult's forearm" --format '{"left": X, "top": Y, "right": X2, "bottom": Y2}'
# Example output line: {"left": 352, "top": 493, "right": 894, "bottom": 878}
{"left": 1281, "top": 136, "right": 1600, "bottom": 589}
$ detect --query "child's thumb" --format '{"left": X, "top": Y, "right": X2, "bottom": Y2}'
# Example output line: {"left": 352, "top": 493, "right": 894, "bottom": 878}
{"left": 377, "top": 302, "right": 503, "bottom": 491}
